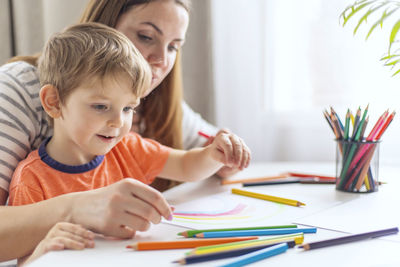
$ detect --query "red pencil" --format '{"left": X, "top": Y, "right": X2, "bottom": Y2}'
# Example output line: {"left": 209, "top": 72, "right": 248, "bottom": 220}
{"left": 374, "top": 111, "right": 396, "bottom": 141}
{"left": 198, "top": 131, "right": 211, "bottom": 139}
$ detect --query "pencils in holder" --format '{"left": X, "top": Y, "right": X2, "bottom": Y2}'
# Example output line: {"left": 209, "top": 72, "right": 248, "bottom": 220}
{"left": 323, "top": 106, "right": 395, "bottom": 193}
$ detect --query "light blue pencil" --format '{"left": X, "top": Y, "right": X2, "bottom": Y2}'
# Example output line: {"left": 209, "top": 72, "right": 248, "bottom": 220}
{"left": 196, "top": 228, "right": 317, "bottom": 238}
{"left": 218, "top": 243, "right": 288, "bottom": 267}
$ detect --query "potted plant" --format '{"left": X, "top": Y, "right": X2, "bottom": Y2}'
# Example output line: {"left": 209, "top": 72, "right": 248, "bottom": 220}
{"left": 340, "top": 0, "right": 400, "bottom": 75}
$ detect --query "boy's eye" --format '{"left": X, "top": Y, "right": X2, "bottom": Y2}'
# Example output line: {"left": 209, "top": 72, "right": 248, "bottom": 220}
{"left": 123, "top": 106, "right": 135, "bottom": 113}
{"left": 92, "top": 104, "right": 108, "bottom": 111}
{"left": 168, "top": 45, "right": 178, "bottom": 52}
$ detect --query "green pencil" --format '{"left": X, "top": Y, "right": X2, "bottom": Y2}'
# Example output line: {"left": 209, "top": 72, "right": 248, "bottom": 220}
{"left": 178, "top": 225, "right": 297, "bottom": 238}
{"left": 338, "top": 105, "right": 369, "bottom": 189}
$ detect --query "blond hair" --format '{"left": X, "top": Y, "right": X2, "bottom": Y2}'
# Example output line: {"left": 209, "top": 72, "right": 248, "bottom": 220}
{"left": 38, "top": 22, "right": 151, "bottom": 105}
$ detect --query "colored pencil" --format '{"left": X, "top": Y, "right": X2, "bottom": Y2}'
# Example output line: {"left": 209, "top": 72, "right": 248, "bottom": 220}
{"left": 198, "top": 131, "right": 211, "bottom": 139}
{"left": 374, "top": 111, "right": 396, "bottom": 140}
{"left": 350, "top": 107, "right": 361, "bottom": 140}
{"left": 331, "top": 106, "right": 344, "bottom": 131}
{"left": 338, "top": 105, "right": 369, "bottom": 189}
{"left": 243, "top": 178, "right": 335, "bottom": 186}
{"left": 323, "top": 109, "right": 334, "bottom": 132}
{"left": 219, "top": 243, "right": 288, "bottom": 267}
{"left": 231, "top": 188, "right": 305, "bottom": 207}
{"left": 174, "top": 241, "right": 296, "bottom": 265}
{"left": 195, "top": 228, "right": 316, "bottom": 238}
{"left": 221, "top": 174, "right": 289, "bottom": 185}
{"left": 299, "top": 227, "right": 398, "bottom": 251}
{"left": 285, "top": 172, "right": 336, "bottom": 180}
{"left": 178, "top": 225, "right": 297, "bottom": 238}
{"left": 344, "top": 109, "right": 350, "bottom": 140}
{"left": 125, "top": 236, "right": 258, "bottom": 250}
{"left": 187, "top": 234, "right": 303, "bottom": 256}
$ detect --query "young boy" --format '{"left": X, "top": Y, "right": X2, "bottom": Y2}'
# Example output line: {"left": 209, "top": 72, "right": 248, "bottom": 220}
{"left": 8, "top": 22, "right": 251, "bottom": 262}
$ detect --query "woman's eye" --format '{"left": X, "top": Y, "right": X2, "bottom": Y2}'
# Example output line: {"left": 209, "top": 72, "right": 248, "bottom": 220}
{"left": 92, "top": 104, "right": 108, "bottom": 111}
{"left": 138, "top": 34, "right": 152, "bottom": 42}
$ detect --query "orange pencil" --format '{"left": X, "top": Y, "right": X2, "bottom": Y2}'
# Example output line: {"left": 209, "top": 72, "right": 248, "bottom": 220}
{"left": 221, "top": 174, "right": 289, "bottom": 185}
{"left": 126, "top": 236, "right": 258, "bottom": 250}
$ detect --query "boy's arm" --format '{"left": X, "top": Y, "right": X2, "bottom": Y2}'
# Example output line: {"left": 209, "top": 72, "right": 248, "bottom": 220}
{"left": 0, "top": 179, "right": 173, "bottom": 262}
{"left": 159, "top": 132, "right": 251, "bottom": 182}
{"left": 160, "top": 147, "right": 224, "bottom": 182}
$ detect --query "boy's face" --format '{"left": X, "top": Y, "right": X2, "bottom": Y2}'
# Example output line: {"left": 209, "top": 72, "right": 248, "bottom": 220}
{"left": 54, "top": 74, "right": 139, "bottom": 163}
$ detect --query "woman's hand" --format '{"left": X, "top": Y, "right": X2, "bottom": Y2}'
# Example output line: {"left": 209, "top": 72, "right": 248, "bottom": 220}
{"left": 70, "top": 179, "right": 174, "bottom": 239}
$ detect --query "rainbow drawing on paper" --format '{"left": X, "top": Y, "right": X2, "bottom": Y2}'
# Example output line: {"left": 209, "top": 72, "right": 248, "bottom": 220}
{"left": 173, "top": 204, "right": 248, "bottom": 220}
{"left": 169, "top": 193, "right": 288, "bottom": 229}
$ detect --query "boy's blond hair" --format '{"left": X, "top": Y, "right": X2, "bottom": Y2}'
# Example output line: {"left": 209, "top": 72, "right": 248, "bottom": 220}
{"left": 38, "top": 22, "right": 151, "bottom": 106}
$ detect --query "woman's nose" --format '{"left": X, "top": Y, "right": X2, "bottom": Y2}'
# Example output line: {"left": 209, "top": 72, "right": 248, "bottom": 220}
{"left": 147, "top": 47, "right": 167, "bottom": 67}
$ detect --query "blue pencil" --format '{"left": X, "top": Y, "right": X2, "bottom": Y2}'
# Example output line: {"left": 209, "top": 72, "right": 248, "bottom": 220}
{"left": 196, "top": 228, "right": 317, "bottom": 238}
{"left": 173, "top": 241, "right": 296, "bottom": 265}
{"left": 218, "top": 243, "right": 288, "bottom": 267}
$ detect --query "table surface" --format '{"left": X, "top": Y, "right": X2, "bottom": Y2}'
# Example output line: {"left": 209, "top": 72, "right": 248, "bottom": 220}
{"left": 28, "top": 162, "right": 400, "bottom": 267}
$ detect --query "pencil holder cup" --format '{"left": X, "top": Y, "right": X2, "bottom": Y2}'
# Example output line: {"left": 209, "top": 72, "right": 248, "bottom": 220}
{"left": 335, "top": 139, "right": 380, "bottom": 193}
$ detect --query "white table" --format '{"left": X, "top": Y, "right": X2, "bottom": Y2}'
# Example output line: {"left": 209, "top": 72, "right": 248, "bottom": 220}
{"left": 29, "top": 162, "right": 400, "bottom": 267}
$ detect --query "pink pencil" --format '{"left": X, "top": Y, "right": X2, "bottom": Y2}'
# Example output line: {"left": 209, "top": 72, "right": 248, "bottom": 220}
{"left": 198, "top": 131, "right": 211, "bottom": 139}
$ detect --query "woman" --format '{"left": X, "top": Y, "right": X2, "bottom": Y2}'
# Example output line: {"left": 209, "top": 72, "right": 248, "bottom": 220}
{"left": 1, "top": 0, "right": 242, "bottom": 202}
{"left": 0, "top": 0, "right": 248, "bottom": 261}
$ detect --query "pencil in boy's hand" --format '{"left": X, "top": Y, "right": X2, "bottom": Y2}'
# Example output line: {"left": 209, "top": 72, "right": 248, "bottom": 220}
{"left": 125, "top": 236, "right": 258, "bottom": 250}
{"left": 298, "top": 227, "right": 398, "bottom": 251}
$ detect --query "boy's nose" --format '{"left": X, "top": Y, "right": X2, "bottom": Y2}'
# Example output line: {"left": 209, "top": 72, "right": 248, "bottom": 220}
{"left": 108, "top": 113, "right": 124, "bottom": 128}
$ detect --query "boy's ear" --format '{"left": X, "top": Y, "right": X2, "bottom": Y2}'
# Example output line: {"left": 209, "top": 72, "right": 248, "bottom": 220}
{"left": 40, "top": 84, "right": 62, "bottom": 118}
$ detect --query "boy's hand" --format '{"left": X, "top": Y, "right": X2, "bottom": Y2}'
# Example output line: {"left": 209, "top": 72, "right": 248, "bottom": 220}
{"left": 209, "top": 129, "right": 251, "bottom": 170}
{"left": 71, "top": 179, "right": 174, "bottom": 239}
{"left": 22, "top": 222, "right": 94, "bottom": 266}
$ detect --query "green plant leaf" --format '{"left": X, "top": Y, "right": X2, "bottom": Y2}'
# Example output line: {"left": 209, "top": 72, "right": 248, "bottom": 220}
{"left": 366, "top": 7, "right": 399, "bottom": 40}
{"left": 391, "top": 67, "right": 400, "bottom": 76}
{"left": 389, "top": 19, "right": 400, "bottom": 50}
{"left": 341, "top": 1, "right": 376, "bottom": 27}
{"left": 354, "top": 2, "right": 390, "bottom": 35}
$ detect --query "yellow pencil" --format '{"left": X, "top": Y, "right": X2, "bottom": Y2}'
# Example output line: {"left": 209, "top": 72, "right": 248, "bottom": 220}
{"left": 187, "top": 234, "right": 304, "bottom": 256}
{"left": 231, "top": 188, "right": 305, "bottom": 207}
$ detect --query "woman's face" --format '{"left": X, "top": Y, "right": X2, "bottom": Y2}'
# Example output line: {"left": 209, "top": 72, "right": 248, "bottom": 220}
{"left": 116, "top": 0, "right": 189, "bottom": 97}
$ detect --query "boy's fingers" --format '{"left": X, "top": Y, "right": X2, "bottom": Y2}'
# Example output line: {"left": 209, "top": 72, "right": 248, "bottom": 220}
{"left": 229, "top": 135, "right": 243, "bottom": 166}
{"left": 123, "top": 197, "right": 163, "bottom": 225}
{"left": 123, "top": 179, "right": 173, "bottom": 221}
{"left": 218, "top": 133, "right": 233, "bottom": 165}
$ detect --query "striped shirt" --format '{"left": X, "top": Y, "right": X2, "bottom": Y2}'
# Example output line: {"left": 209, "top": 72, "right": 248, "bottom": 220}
{"left": 0, "top": 61, "right": 217, "bottom": 192}
{"left": 0, "top": 61, "right": 52, "bottom": 192}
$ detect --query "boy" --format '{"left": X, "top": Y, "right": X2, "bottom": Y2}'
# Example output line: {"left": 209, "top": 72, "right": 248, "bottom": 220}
{"left": 9, "top": 22, "right": 251, "bottom": 261}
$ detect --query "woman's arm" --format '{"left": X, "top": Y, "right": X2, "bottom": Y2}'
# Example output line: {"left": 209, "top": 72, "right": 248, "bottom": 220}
{"left": 0, "top": 61, "right": 50, "bottom": 203}
{"left": 0, "top": 179, "right": 173, "bottom": 262}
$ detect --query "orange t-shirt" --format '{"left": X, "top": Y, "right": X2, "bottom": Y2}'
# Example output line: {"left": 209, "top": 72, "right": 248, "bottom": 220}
{"left": 9, "top": 132, "right": 170, "bottom": 206}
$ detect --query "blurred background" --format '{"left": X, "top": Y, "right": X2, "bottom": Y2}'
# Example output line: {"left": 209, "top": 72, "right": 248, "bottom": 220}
{"left": 1, "top": 0, "right": 399, "bottom": 164}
